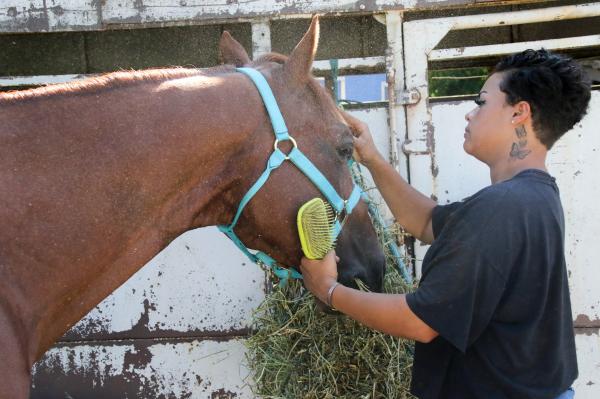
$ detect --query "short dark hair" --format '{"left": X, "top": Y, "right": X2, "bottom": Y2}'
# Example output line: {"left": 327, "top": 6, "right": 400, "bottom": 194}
{"left": 493, "top": 49, "right": 591, "bottom": 149}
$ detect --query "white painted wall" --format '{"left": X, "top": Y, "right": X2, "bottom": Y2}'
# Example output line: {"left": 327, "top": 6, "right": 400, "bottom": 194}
{"left": 33, "top": 339, "right": 254, "bottom": 398}
{"left": 575, "top": 332, "right": 600, "bottom": 399}
{"left": 67, "top": 227, "right": 267, "bottom": 337}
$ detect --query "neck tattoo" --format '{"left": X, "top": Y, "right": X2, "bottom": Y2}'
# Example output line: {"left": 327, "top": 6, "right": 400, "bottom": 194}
{"left": 509, "top": 125, "right": 532, "bottom": 160}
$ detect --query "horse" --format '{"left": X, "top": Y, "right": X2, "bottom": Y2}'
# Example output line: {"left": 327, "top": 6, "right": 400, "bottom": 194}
{"left": 0, "top": 16, "right": 385, "bottom": 398}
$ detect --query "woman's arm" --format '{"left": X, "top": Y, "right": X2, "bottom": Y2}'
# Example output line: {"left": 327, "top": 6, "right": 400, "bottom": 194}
{"left": 367, "top": 156, "right": 436, "bottom": 244}
{"left": 300, "top": 252, "right": 438, "bottom": 343}
{"left": 343, "top": 112, "right": 436, "bottom": 244}
{"left": 331, "top": 286, "right": 438, "bottom": 343}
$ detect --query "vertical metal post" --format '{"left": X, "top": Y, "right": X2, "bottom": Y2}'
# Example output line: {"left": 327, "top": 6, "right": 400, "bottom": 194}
{"left": 251, "top": 19, "right": 272, "bottom": 58}
{"left": 383, "top": 11, "right": 417, "bottom": 277}
{"left": 384, "top": 11, "right": 408, "bottom": 180}
{"left": 402, "top": 19, "right": 452, "bottom": 276}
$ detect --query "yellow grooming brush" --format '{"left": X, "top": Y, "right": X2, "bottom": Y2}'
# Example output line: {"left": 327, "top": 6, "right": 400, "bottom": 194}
{"left": 297, "top": 198, "right": 337, "bottom": 260}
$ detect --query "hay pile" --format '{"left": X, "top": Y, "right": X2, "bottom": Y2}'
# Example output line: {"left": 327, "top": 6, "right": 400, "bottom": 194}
{"left": 245, "top": 254, "right": 416, "bottom": 398}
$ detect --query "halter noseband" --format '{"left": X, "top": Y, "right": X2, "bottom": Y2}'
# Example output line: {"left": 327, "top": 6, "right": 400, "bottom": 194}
{"left": 218, "top": 67, "right": 363, "bottom": 285}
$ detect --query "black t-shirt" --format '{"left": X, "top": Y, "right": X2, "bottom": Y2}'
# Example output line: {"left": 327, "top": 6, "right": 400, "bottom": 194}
{"left": 406, "top": 169, "right": 577, "bottom": 399}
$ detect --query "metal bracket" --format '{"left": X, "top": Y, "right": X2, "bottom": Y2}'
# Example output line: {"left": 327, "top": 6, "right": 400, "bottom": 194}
{"left": 401, "top": 139, "right": 430, "bottom": 155}
{"left": 395, "top": 88, "right": 421, "bottom": 105}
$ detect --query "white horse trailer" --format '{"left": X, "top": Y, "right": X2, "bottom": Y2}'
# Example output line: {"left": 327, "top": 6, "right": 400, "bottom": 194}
{"left": 1, "top": 1, "right": 599, "bottom": 397}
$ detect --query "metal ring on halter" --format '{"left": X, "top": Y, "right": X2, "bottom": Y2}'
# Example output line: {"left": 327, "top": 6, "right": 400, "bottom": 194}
{"left": 274, "top": 136, "right": 298, "bottom": 160}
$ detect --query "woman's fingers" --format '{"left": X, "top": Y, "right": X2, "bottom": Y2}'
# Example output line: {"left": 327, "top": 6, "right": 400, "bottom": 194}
{"left": 341, "top": 110, "right": 383, "bottom": 166}
{"left": 342, "top": 111, "right": 367, "bottom": 138}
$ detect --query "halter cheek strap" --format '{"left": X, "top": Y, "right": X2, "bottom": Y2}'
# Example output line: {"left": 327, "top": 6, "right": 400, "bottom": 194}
{"left": 218, "top": 67, "right": 363, "bottom": 286}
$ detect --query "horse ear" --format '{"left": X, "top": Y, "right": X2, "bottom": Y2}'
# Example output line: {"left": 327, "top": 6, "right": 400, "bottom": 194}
{"left": 219, "top": 31, "right": 251, "bottom": 67}
{"left": 283, "top": 15, "right": 320, "bottom": 84}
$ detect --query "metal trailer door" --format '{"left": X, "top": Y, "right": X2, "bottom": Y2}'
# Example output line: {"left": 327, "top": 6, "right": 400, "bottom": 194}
{"left": 399, "top": 3, "right": 600, "bottom": 398}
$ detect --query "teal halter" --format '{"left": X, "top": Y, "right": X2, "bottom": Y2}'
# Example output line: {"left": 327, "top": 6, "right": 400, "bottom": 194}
{"left": 218, "top": 67, "right": 363, "bottom": 285}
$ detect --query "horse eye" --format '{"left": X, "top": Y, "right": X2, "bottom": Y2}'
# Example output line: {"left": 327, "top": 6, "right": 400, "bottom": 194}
{"left": 337, "top": 142, "right": 354, "bottom": 160}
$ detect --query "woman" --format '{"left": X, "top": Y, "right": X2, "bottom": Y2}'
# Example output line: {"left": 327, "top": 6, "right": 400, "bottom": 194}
{"left": 300, "top": 49, "right": 591, "bottom": 399}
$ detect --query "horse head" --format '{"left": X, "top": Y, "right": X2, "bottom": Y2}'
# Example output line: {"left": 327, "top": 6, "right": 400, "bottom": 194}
{"left": 218, "top": 17, "right": 386, "bottom": 293}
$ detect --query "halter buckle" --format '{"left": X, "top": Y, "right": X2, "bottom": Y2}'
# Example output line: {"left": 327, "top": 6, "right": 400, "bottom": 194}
{"left": 336, "top": 199, "right": 349, "bottom": 227}
{"left": 274, "top": 136, "right": 298, "bottom": 160}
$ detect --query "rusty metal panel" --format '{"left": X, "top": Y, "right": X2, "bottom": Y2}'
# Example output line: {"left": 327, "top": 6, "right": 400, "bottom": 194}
{"left": 1, "top": 0, "right": 486, "bottom": 33}
{"left": 0, "top": 0, "right": 99, "bottom": 32}
{"left": 62, "top": 226, "right": 267, "bottom": 341}
{"left": 31, "top": 338, "right": 253, "bottom": 398}
{"left": 96, "top": 0, "right": 481, "bottom": 28}
{"left": 429, "top": 91, "right": 600, "bottom": 397}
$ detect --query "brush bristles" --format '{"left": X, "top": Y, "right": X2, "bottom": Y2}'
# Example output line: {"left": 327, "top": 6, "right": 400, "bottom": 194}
{"left": 298, "top": 198, "right": 336, "bottom": 259}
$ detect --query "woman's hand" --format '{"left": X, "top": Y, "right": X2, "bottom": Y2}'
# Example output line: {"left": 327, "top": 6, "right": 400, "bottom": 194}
{"left": 300, "top": 251, "right": 339, "bottom": 304}
{"left": 342, "top": 112, "right": 384, "bottom": 167}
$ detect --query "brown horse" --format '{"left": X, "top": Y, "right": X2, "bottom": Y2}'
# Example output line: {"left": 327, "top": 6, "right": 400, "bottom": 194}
{"left": 0, "top": 17, "right": 385, "bottom": 398}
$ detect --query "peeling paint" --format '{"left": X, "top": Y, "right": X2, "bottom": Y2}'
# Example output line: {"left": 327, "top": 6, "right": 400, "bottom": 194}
{"left": 2, "top": 0, "right": 494, "bottom": 34}
{"left": 50, "top": 6, "right": 65, "bottom": 16}
{"left": 0, "top": 1, "right": 99, "bottom": 33}
{"left": 133, "top": 0, "right": 148, "bottom": 13}
{"left": 59, "top": 227, "right": 266, "bottom": 341}
{"left": 424, "top": 118, "right": 439, "bottom": 178}
{"left": 26, "top": 227, "right": 265, "bottom": 394}
{"left": 32, "top": 339, "right": 254, "bottom": 398}
{"left": 211, "top": 388, "right": 238, "bottom": 398}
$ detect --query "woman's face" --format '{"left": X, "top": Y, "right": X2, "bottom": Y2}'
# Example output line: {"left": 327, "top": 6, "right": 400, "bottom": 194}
{"left": 464, "top": 72, "right": 517, "bottom": 165}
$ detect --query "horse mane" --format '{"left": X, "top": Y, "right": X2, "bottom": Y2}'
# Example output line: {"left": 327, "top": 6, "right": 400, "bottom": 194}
{"left": 2, "top": 54, "right": 339, "bottom": 117}
{"left": 0, "top": 65, "right": 236, "bottom": 105}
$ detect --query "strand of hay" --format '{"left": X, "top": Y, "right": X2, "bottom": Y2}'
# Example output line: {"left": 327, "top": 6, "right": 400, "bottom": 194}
{"left": 245, "top": 258, "right": 417, "bottom": 398}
